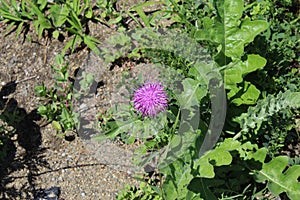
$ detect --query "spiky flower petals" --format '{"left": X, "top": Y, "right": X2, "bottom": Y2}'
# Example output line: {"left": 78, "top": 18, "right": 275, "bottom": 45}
{"left": 133, "top": 82, "right": 168, "bottom": 117}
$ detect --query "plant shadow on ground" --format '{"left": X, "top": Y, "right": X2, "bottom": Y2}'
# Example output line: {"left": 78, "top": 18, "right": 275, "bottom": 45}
{"left": 0, "top": 81, "right": 49, "bottom": 199}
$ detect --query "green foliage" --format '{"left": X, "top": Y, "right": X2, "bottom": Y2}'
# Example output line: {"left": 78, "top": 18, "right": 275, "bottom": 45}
{"left": 2, "top": 0, "right": 296, "bottom": 198}
{"left": 255, "top": 156, "right": 300, "bottom": 199}
{"left": 246, "top": 0, "right": 300, "bottom": 65}
{"left": 234, "top": 90, "right": 300, "bottom": 138}
{"left": 107, "top": 0, "right": 299, "bottom": 196}
{"left": 35, "top": 54, "right": 74, "bottom": 133}
{"left": 161, "top": 158, "right": 198, "bottom": 200}
{"left": 196, "top": 0, "right": 268, "bottom": 106}
{"left": 117, "top": 181, "right": 163, "bottom": 200}
{"left": 159, "top": 0, "right": 269, "bottom": 106}
{"left": 159, "top": 138, "right": 268, "bottom": 199}
{"left": 0, "top": 0, "right": 100, "bottom": 54}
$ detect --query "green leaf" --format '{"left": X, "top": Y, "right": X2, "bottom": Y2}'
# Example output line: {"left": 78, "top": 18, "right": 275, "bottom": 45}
{"left": 188, "top": 178, "right": 218, "bottom": 200}
{"left": 85, "top": 7, "right": 93, "bottom": 19}
{"left": 242, "top": 54, "right": 267, "bottom": 75}
{"left": 129, "top": 1, "right": 162, "bottom": 28}
{"left": 176, "top": 78, "right": 201, "bottom": 108}
{"left": 52, "top": 120, "right": 62, "bottom": 131}
{"left": 52, "top": 30, "right": 60, "bottom": 39}
{"left": 225, "top": 54, "right": 266, "bottom": 103}
{"left": 162, "top": 160, "right": 195, "bottom": 199}
{"left": 15, "top": 21, "right": 25, "bottom": 39}
{"left": 220, "top": 0, "right": 268, "bottom": 58}
{"left": 66, "top": 9, "right": 82, "bottom": 31}
{"left": 49, "top": 4, "right": 69, "bottom": 27}
{"left": 63, "top": 35, "right": 82, "bottom": 54}
{"left": 195, "top": 0, "right": 268, "bottom": 59}
{"left": 37, "top": 0, "right": 48, "bottom": 10}
{"left": 35, "top": 84, "right": 47, "bottom": 96}
{"left": 37, "top": 105, "right": 49, "bottom": 117}
{"left": 226, "top": 19, "right": 268, "bottom": 58}
{"left": 225, "top": 54, "right": 266, "bottom": 87}
{"left": 231, "top": 81, "right": 261, "bottom": 105}
{"left": 224, "top": 62, "right": 243, "bottom": 86}
{"left": 10, "top": 0, "right": 18, "bottom": 10}
{"left": 83, "top": 35, "right": 100, "bottom": 55}
{"left": 92, "top": 118, "right": 141, "bottom": 142}
{"left": 27, "top": 0, "right": 43, "bottom": 16}
{"left": 1, "top": 13, "right": 24, "bottom": 22}
{"left": 108, "top": 15, "right": 122, "bottom": 25}
{"left": 235, "top": 91, "right": 300, "bottom": 135}
{"left": 194, "top": 139, "right": 240, "bottom": 178}
{"left": 255, "top": 156, "right": 300, "bottom": 199}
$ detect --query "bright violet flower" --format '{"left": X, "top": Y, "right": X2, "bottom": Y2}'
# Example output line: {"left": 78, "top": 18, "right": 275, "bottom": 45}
{"left": 133, "top": 82, "right": 168, "bottom": 117}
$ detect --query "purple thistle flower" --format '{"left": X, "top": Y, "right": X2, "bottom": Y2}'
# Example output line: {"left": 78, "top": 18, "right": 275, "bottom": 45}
{"left": 133, "top": 82, "right": 168, "bottom": 117}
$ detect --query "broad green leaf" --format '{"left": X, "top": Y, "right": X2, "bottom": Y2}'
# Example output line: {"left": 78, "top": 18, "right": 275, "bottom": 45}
{"left": 194, "top": 17, "right": 223, "bottom": 44}
{"left": 249, "top": 147, "right": 267, "bottom": 163}
{"left": 188, "top": 178, "right": 218, "bottom": 200}
{"left": 255, "top": 156, "right": 300, "bottom": 199}
{"left": 225, "top": 54, "right": 267, "bottom": 88}
{"left": 195, "top": 0, "right": 268, "bottom": 59}
{"left": 224, "top": 61, "right": 244, "bottom": 87}
{"left": 231, "top": 81, "right": 261, "bottom": 105}
{"left": 194, "top": 139, "right": 240, "bottom": 178}
{"left": 219, "top": 0, "right": 243, "bottom": 28}
{"left": 242, "top": 54, "right": 267, "bottom": 74}
{"left": 225, "top": 18, "right": 269, "bottom": 58}
{"left": 176, "top": 78, "right": 201, "bottom": 108}
{"left": 225, "top": 54, "right": 266, "bottom": 104}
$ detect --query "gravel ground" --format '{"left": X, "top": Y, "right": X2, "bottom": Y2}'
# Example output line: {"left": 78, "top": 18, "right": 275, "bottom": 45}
{"left": 0, "top": 7, "right": 142, "bottom": 200}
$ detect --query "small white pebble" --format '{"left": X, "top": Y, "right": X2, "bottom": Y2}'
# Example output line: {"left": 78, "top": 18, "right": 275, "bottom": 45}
{"left": 81, "top": 192, "right": 86, "bottom": 197}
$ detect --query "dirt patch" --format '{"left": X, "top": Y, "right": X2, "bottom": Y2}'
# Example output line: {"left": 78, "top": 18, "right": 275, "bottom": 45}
{"left": 0, "top": 13, "right": 140, "bottom": 200}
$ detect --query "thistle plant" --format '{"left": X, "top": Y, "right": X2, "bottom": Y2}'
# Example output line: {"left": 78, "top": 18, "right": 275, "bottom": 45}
{"left": 133, "top": 82, "right": 168, "bottom": 118}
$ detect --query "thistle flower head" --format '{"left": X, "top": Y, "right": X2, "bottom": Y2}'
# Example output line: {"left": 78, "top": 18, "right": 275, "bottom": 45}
{"left": 133, "top": 82, "right": 168, "bottom": 117}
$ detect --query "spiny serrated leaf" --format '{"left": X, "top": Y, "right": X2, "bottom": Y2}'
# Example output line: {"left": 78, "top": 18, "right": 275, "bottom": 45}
{"left": 235, "top": 91, "right": 300, "bottom": 134}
